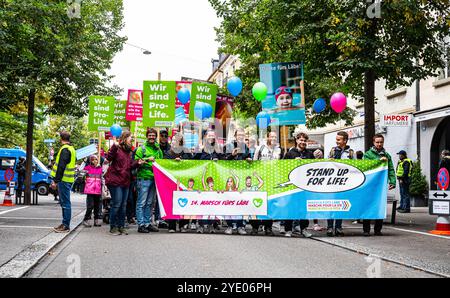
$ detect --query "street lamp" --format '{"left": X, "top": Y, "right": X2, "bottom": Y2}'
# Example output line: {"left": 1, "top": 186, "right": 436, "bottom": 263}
{"left": 125, "top": 42, "right": 151, "bottom": 55}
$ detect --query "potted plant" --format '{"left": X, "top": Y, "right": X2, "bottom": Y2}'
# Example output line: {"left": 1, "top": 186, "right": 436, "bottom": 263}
{"left": 409, "top": 160, "right": 429, "bottom": 207}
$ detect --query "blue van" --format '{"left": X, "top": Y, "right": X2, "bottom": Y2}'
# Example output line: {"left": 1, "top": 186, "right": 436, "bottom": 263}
{"left": 0, "top": 148, "right": 52, "bottom": 195}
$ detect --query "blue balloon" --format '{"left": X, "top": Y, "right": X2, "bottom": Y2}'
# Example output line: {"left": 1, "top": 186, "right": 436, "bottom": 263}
{"left": 256, "top": 112, "right": 271, "bottom": 129}
{"left": 194, "top": 102, "right": 206, "bottom": 120}
{"left": 110, "top": 124, "right": 122, "bottom": 137}
{"left": 227, "top": 77, "right": 243, "bottom": 97}
{"left": 313, "top": 98, "right": 326, "bottom": 113}
{"left": 177, "top": 88, "right": 190, "bottom": 105}
{"left": 203, "top": 102, "right": 213, "bottom": 119}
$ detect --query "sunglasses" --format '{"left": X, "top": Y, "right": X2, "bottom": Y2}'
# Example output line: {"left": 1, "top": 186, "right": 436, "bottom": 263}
{"left": 275, "top": 87, "right": 292, "bottom": 95}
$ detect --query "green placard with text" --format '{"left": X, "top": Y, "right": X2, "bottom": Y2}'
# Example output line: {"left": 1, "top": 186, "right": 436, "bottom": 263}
{"left": 88, "top": 96, "right": 115, "bottom": 131}
{"left": 143, "top": 81, "right": 176, "bottom": 127}
{"left": 114, "top": 100, "right": 129, "bottom": 130}
{"left": 189, "top": 82, "right": 218, "bottom": 121}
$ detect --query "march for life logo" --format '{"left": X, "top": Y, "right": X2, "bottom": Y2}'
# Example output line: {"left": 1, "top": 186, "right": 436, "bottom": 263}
{"left": 172, "top": 191, "right": 267, "bottom": 216}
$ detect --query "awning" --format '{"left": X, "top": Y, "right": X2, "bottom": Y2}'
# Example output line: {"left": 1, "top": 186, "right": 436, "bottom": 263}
{"left": 413, "top": 105, "right": 450, "bottom": 122}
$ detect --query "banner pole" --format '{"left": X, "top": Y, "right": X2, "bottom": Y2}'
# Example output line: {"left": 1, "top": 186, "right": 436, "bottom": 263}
{"left": 98, "top": 131, "right": 102, "bottom": 160}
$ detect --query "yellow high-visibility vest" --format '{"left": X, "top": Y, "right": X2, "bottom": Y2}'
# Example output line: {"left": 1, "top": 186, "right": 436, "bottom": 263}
{"left": 50, "top": 144, "right": 76, "bottom": 183}
{"left": 396, "top": 158, "right": 412, "bottom": 177}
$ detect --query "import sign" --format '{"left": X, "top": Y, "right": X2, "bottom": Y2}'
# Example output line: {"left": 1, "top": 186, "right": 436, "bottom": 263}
{"left": 380, "top": 114, "right": 412, "bottom": 127}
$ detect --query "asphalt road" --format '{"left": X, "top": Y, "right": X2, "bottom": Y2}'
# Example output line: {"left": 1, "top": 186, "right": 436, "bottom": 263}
{"left": 28, "top": 224, "right": 438, "bottom": 278}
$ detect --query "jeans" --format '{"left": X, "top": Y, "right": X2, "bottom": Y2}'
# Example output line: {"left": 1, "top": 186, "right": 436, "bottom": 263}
{"left": 327, "top": 219, "right": 342, "bottom": 229}
{"left": 16, "top": 175, "right": 24, "bottom": 200}
{"left": 363, "top": 219, "right": 383, "bottom": 233}
{"left": 58, "top": 182, "right": 72, "bottom": 228}
{"left": 399, "top": 181, "right": 411, "bottom": 211}
{"left": 84, "top": 194, "right": 102, "bottom": 220}
{"left": 136, "top": 179, "right": 156, "bottom": 227}
{"left": 126, "top": 180, "right": 137, "bottom": 221}
{"left": 250, "top": 220, "right": 273, "bottom": 230}
{"left": 108, "top": 185, "right": 129, "bottom": 229}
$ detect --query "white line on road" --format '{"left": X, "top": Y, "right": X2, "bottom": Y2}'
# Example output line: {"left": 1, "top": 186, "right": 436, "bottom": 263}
{"left": 0, "top": 225, "right": 53, "bottom": 229}
{"left": 384, "top": 226, "right": 450, "bottom": 240}
{"left": 0, "top": 217, "right": 60, "bottom": 220}
{"left": 0, "top": 206, "right": 29, "bottom": 215}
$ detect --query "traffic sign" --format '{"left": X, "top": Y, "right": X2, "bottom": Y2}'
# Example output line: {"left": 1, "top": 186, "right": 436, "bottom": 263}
{"left": 44, "top": 139, "right": 55, "bottom": 143}
{"left": 429, "top": 190, "right": 450, "bottom": 200}
{"left": 437, "top": 168, "right": 449, "bottom": 190}
{"left": 4, "top": 168, "right": 14, "bottom": 182}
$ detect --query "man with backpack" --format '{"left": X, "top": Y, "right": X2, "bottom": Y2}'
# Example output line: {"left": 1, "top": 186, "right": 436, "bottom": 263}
{"left": 327, "top": 131, "right": 354, "bottom": 237}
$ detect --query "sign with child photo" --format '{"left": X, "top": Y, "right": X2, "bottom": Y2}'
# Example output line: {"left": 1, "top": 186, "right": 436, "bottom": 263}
{"left": 259, "top": 62, "right": 306, "bottom": 126}
{"left": 153, "top": 159, "right": 388, "bottom": 220}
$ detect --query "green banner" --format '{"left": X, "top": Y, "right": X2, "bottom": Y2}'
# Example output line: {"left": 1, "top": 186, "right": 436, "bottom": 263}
{"left": 88, "top": 95, "right": 115, "bottom": 131}
{"left": 143, "top": 81, "right": 176, "bottom": 127}
{"left": 189, "top": 82, "right": 218, "bottom": 121}
{"left": 114, "top": 100, "right": 129, "bottom": 130}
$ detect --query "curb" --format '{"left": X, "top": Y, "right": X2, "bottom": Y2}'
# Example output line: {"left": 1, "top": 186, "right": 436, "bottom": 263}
{"left": 0, "top": 210, "right": 85, "bottom": 278}
{"left": 310, "top": 236, "right": 450, "bottom": 278}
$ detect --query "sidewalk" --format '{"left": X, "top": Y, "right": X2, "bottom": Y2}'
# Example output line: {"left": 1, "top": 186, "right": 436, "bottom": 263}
{"left": 0, "top": 191, "right": 86, "bottom": 277}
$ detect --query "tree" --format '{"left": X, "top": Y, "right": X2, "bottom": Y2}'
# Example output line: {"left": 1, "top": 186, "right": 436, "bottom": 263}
{"left": 210, "top": 0, "right": 450, "bottom": 149}
{"left": 0, "top": 0, "right": 126, "bottom": 204}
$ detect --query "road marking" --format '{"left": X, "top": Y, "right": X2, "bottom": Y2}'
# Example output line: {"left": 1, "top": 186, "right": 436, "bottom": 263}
{"left": 0, "top": 225, "right": 54, "bottom": 229}
{"left": 0, "top": 217, "right": 60, "bottom": 220}
{"left": 384, "top": 226, "right": 450, "bottom": 240}
{"left": 0, "top": 206, "right": 29, "bottom": 215}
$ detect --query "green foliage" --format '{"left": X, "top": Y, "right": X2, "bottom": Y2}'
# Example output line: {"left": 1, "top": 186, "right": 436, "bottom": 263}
{"left": 0, "top": 0, "right": 126, "bottom": 115}
{"left": 409, "top": 160, "right": 429, "bottom": 196}
{"left": 209, "top": 0, "right": 450, "bottom": 128}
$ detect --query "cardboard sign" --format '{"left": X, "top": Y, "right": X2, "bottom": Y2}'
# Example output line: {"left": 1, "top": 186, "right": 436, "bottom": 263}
{"left": 143, "top": 81, "right": 176, "bottom": 127}
{"left": 88, "top": 96, "right": 115, "bottom": 131}
{"left": 126, "top": 89, "right": 143, "bottom": 121}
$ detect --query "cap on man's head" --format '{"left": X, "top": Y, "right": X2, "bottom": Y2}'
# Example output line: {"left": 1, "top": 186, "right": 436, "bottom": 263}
{"left": 397, "top": 150, "right": 407, "bottom": 156}
{"left": 159, "top": 128, "right": 168, "bottom": 136}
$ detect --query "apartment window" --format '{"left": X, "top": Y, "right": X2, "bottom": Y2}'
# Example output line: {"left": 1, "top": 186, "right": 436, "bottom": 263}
{"left": 438, "top": 37, "right": 450, "bottom": 80}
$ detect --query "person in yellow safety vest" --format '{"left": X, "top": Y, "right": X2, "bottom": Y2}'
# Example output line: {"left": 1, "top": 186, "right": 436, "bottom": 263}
{"left": 396, "top": 150, "right": 412, "bottom": 213}
{"left": 50, "top": 131, "right": 76, "bottom": 233}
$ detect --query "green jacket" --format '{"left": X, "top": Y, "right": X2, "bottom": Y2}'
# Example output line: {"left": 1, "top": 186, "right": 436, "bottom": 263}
{"left": 364, "top": 147, "right": 396, "bottom": 187}
{"left": 134, "top": 141, "right": 163, "bottom": 179}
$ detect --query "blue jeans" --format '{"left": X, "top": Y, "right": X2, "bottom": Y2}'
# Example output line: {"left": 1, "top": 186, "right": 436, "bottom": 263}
{"left": 108, "top": 185, "right": 129, "bottom": 229}
{"left": 58, "top": 182, "right": 72, "bottom": 228}
{"left": 327, "top": 219, "right": 342, "bottom": 229}
{"left": 399, "top": 182, "right": 411, "bottom": 211}
{"left": 136, "top": 179, "right": 156, "bottom": 227}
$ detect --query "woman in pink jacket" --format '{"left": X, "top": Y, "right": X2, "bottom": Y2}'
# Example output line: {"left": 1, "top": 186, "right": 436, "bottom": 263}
{"left": 82, "top": 155, "right": 103, "bottom": 227}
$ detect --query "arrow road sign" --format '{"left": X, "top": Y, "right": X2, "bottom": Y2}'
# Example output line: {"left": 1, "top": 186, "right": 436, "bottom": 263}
{"left": 429, "top": 191, "right": 450, "bottom": 200}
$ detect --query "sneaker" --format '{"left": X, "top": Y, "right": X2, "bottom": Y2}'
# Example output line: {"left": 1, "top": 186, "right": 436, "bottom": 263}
{"left": 54, "top": 224, "right": 70, "bottom": 233}
{"left": 374, "top": 231, "right": 383, "bottom": 236}
{"left": 209, "top": 227, "right": 215, "bottom": 234}
{"left": 190, "top": 223, "right": 197, "bottom": 230}
{"left": 352, "top": 221, "right": 358, "bottom": 224}
{"left": 238, "top": 227, "right": 247, "bottom": 235}
{"left": 397, "top": 209, "right": 410, "bottom": 213}
{"left": 363, "top": 232, "right": 370, "bottom": 237}
{"left": 313, "top": 224, "right": 324, "bottom": 231}
{"left": 94, "top": 219, "right": 101, "bottom": 227}
{"left": 301, "top": 229, "right": 312, "bottom": 238}
{"left": 148, "top": 225, "right": 159, "bottom": 232}
{"left": 265, "top": 228, "right": 274, "bottom": 236}
{"left": 158, "top": 220, "right": 169, "bottom": 229}
{"left": 224, "top": 227, "right": 233, "bottom": 235}
{"left": 109, "top": 227, "right": 121, "bottom": 236}
{"left": 279, "top": 225, "right": 286, "bottom": 234}
{"left": 180, "top": 226, "right": 188, "bottom": 233}
{"left": 251, "top": 228, "right": 258, "bottom": 235}
{"left": 119, "top": 227, "right": 129, "bottom": 235}
{"left": 197, "top": 226, "right": 204, "bottom": 234}
{"left": 326, "top": 228, "right": 334, "bottom": 237}
{"left": 335, "top": 228, "right": 344, "bottom": 237}
{"left": 128, "top": 218, "right": 136, "bottom": 225}
{"left": 285, "top": 231, "right": 292, "bottom": 237}
{"left": 138, "top": 225, "right": 149, "bottom": 233}
{"left": 169, "top": 229, "right": 176, "bottom": 233}
{"left": 294, "top": 225, "right": 301, "bottom": 233}
{"left": 83, "top": 220, "right": 92, "bottom": 228}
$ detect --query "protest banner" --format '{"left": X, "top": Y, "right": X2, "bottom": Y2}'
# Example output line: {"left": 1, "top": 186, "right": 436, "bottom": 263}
{"left": 114, "top": 100, "right": 130, "bottom": 130}
{"left": 143, "top": 81, "right": 176, "bottom": 127}
{"left": 125, "top": 89, "right": 143, "bottom": 121}
{"left": 88, "top": 95, "right": 115, "bottom": 131}
{"left": 153, "top": 159, "right": 387, "bottom": 220}
{"left": 130, "top": 121, "right": 147, "bottom": 144}
{"left": 259, "top": 62, "right": 306, "bottom": 126}
{"left": 189, "top": 82, "right": 218, "bottom": 121}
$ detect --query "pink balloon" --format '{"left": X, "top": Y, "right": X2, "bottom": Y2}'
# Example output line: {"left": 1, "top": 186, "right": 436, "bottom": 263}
{"left": 330, "top": 92, "right": 347, "bottom": 113}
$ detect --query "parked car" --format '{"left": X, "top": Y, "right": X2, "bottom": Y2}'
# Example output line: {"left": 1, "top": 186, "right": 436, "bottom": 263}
{"left": 0, "top": 148, "right": 52, "bottom": 195}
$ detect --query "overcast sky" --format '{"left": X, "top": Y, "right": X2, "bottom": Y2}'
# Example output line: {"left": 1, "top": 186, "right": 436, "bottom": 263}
{"left": 108, "top": 0, "right": 221, "bottom": 99}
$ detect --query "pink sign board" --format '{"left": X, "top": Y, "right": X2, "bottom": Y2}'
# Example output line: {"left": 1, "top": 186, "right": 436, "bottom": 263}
{"left": 126, "top": 89, "right": 143, "bottom": 121}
